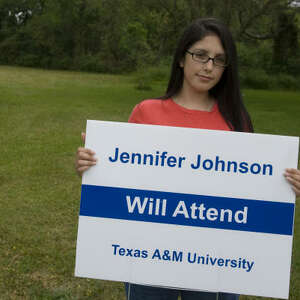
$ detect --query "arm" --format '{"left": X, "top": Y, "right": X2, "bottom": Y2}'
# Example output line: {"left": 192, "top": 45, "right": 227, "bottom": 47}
{"left": 75, "top": 132, "right": 97, "bottom": 177}
{"left": 284, "top": 168, "right": 300, "bottom": 197}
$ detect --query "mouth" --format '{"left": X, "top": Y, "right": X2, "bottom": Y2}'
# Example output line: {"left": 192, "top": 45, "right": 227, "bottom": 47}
{"left": 196, "top": 74, "right": 213, "bottom": 81}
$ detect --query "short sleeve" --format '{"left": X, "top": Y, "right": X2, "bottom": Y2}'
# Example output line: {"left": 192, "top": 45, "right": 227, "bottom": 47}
{"left": 127, "top": 99, "right": 161, "bottom": 125}
{"left": 128, "top": 103, "right": 144, "bottom": 124}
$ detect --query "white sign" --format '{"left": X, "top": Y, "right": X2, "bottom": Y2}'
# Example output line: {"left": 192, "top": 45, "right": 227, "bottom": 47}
{"left": 75, "top": 120, "right": 299, "bottom": 299}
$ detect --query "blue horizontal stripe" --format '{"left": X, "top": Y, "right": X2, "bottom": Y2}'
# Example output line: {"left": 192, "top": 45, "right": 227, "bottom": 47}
{"left": 80, "top": 185, "right": 294, "bottom": 236}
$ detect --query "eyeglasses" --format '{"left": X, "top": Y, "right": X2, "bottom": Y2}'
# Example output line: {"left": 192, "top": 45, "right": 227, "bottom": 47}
{"left": 186, "top": 50, "right": 228, "bottom": 67}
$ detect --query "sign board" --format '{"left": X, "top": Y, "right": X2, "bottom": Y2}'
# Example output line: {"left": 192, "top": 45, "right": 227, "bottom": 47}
{"left": 75, "top": 120, "right": 299, "bottom": 299}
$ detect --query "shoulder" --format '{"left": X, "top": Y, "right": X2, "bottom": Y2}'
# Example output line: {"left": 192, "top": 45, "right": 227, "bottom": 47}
{"left": 136, "top": 99, "right": 164, "bottom": 111}
{"left": 128, "top": 99, "right": 165, "bottom": 124}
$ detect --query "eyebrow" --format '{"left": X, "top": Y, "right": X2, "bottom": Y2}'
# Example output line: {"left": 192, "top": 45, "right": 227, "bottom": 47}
{"left": 192, "top": 48, "right": 225, "bottom": 56}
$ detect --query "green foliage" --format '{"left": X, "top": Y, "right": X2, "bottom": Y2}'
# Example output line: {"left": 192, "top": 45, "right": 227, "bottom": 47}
{"left": 275, "top": 73, "right": 299, "bottom": 90}
{"left": 286, "top": 55, "right": 300, "bottom": 76}
{"left": 240, "top": 68, "right": 300, "bottom": 91}
{"left": 0, "top": 35, "right": 19, "bottom": 64}
{"left": 240, "top": 69, "right": 273, "bottom": 90}
{"left": 75, "top": 55, "right": 113, "bottom": 73}
{"left": 119, "top": 21, "right": 152, "bottom": 69}
{"left": 15, "top": 53, "right": 40, "bottom": 67}
{"left": 238, "top": 41, "right": 300, "bottom": 90}
{"left": 133, "top": 63, "right": 170, "bottom": 90}
{"left": 51, "top": 56, "right": 74, "bottom": 70}
{"left": 135, "top": 74, "right": 153, "bottom": 91}
{"left": 237, "top": 42, "right": 273, "bottom": 71}
{"left": 240, "top": 68, "right": 300, "bottom": 90}
{"left": 0, "top": 0, "right": 299, "bottom": 77}
{"left": 270, "top": 54, "right": 300, "bottom": 77}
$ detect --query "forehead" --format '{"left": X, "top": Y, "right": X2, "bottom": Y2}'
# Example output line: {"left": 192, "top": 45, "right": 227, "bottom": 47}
{"left": 190, "top": 35, "right": 225, "bottom": 55}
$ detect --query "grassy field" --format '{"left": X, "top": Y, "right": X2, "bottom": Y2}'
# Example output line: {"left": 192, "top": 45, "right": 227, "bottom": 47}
{"left": 0, "top": 66, "right": 299, "bottom": 300}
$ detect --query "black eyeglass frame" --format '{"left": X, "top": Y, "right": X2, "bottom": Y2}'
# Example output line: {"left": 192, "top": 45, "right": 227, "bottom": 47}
{"left": 186, "top": 50, "right": 228, "bottom": 68}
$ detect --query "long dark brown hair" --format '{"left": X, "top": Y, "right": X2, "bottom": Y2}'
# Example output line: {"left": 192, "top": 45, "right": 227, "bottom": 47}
{"left": 160, "top": 18, "right": 253, "bottom": 132}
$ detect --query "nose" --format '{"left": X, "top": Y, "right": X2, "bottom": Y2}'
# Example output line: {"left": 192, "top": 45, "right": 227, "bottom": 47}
{"left": 204, "top": 58, "right": 214, "bottom": 71}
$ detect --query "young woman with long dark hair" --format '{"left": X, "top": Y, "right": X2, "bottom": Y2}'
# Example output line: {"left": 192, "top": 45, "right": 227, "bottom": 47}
{"left": 75, "top": 17, "right": 300, "bottom": 300}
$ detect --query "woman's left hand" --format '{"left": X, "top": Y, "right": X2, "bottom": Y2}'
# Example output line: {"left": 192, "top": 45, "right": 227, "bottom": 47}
{"left": 284, "top": 168, "right": 300, "bottom": 197}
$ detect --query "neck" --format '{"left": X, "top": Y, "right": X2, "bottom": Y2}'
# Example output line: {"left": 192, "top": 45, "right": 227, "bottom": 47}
{"left": 174, "top": 87, "right": 214, "bottom": 112}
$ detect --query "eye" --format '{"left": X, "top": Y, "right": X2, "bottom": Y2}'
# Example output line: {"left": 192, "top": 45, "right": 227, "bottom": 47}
{"left": 193, "top": 52, "right": 208, "bottom": 61}
{"left": 214, "top": 55, "right": 227, "bottom": 65}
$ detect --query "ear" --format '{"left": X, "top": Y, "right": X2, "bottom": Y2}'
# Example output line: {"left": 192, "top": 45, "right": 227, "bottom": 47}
{"left": 179, "top": 57, "right": 185, "bottom": 68}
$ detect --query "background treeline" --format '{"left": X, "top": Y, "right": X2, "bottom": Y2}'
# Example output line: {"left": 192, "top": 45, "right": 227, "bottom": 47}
{"left": 0, "top": 0, "right": 300, "bottom": 89}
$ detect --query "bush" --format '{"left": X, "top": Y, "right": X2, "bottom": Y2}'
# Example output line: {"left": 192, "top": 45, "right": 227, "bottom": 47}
{"left": 0, "top": 35, "right": 20, "bottom": 64}
{"left": 133, "top": 63, "right": 170, "bottom": 90}
{"left": 119, "top": 21, "right": 153, "bottom": 71}
{"left": 275, "top": 73, "right": 299, "bottom": 90}
{"left": 50, "top": 56, "right": 73, "bottom": 70}
{"left": 240, "top": 68, "right": 275, "bottom": 89}
{"left": 39, "top": 56, "right": 52, "bottom": 69}
{"left": 237, "top": 42, "right": 272, "bottom": 71}
{"left": 15, "top": 54, "right": 41, "bottom": 67}
{"left": 144, "top": 65, "right": 170, "bottom": 82}
{"left": 287, "top": 57, "right": 300, "bottom": 76}
{"left": 134, "top": 69, "right": 153, "bottom": 91}
{"left": 74, "top": 55, "right": 111, "bottom": 73}
{"left": 240, "top": 68, "right": 300, "bottom": 90}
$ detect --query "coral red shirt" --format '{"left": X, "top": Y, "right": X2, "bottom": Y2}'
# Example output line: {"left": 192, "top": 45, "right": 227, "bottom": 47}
{"left": 128, "top": 98, "right": 231, "bottom": 131}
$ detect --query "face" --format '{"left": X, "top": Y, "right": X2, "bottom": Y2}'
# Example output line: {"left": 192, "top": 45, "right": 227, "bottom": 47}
{"left": 180, "top": 35, "right": 226, "bottom": 94}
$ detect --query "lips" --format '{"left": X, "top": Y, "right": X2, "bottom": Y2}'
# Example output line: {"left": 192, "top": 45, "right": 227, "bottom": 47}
{"left": 196, "top": 74, "right": 213, "bottom": 81}
{"left": 196, "top": 74, "right": 213, "bottom": 82}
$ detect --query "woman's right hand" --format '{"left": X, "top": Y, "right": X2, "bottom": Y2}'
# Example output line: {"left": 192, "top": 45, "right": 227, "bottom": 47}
{"left": 75, "top": 132, "right": 97, "bottom": 177}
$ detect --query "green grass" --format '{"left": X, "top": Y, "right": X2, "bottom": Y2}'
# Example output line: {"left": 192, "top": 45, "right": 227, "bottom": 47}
{"left": 0, "top": 66, "right": 299, "bottom": 300}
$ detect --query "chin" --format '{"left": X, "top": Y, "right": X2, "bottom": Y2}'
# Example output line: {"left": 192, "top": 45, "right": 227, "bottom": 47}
{"left": 193, "top": 84, "right": 214, "bottom": 93}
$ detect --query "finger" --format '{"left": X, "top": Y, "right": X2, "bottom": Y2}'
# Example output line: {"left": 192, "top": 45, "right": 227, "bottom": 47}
{"left": 77, "top": 159, "right": 97, "bottom": 167}
{"left": 291, "top": 186, "right": 300, "bottom": 197}
{"left": 81, "top": 132, "right": 86, "bottom": 143}
{"left": 77, "top": 166, "right": 91, "bottom": 175}
{"left": 77, "top": 147, "right": 95, "bottom": 156}
{"left": 77, "top": 151, "right": 97, "bottom": 162}
{"left": 285, "top": 168, "right": 300, "bottom": 175}
{"left": 284, "top": 170, "right": 300, "bottom": 183}
{"left": 285, "top": 176, "right": 300, "bottom": 195}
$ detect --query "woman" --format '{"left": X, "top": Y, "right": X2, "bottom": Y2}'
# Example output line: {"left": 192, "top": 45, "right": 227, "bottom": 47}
{"left": 75, "top": 18, "right": 300, "bottom": 300}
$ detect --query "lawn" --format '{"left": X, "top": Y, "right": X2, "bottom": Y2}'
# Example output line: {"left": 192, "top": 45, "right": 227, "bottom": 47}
{"left": 0, "top": 66, "right": 299, "bottom": 300}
